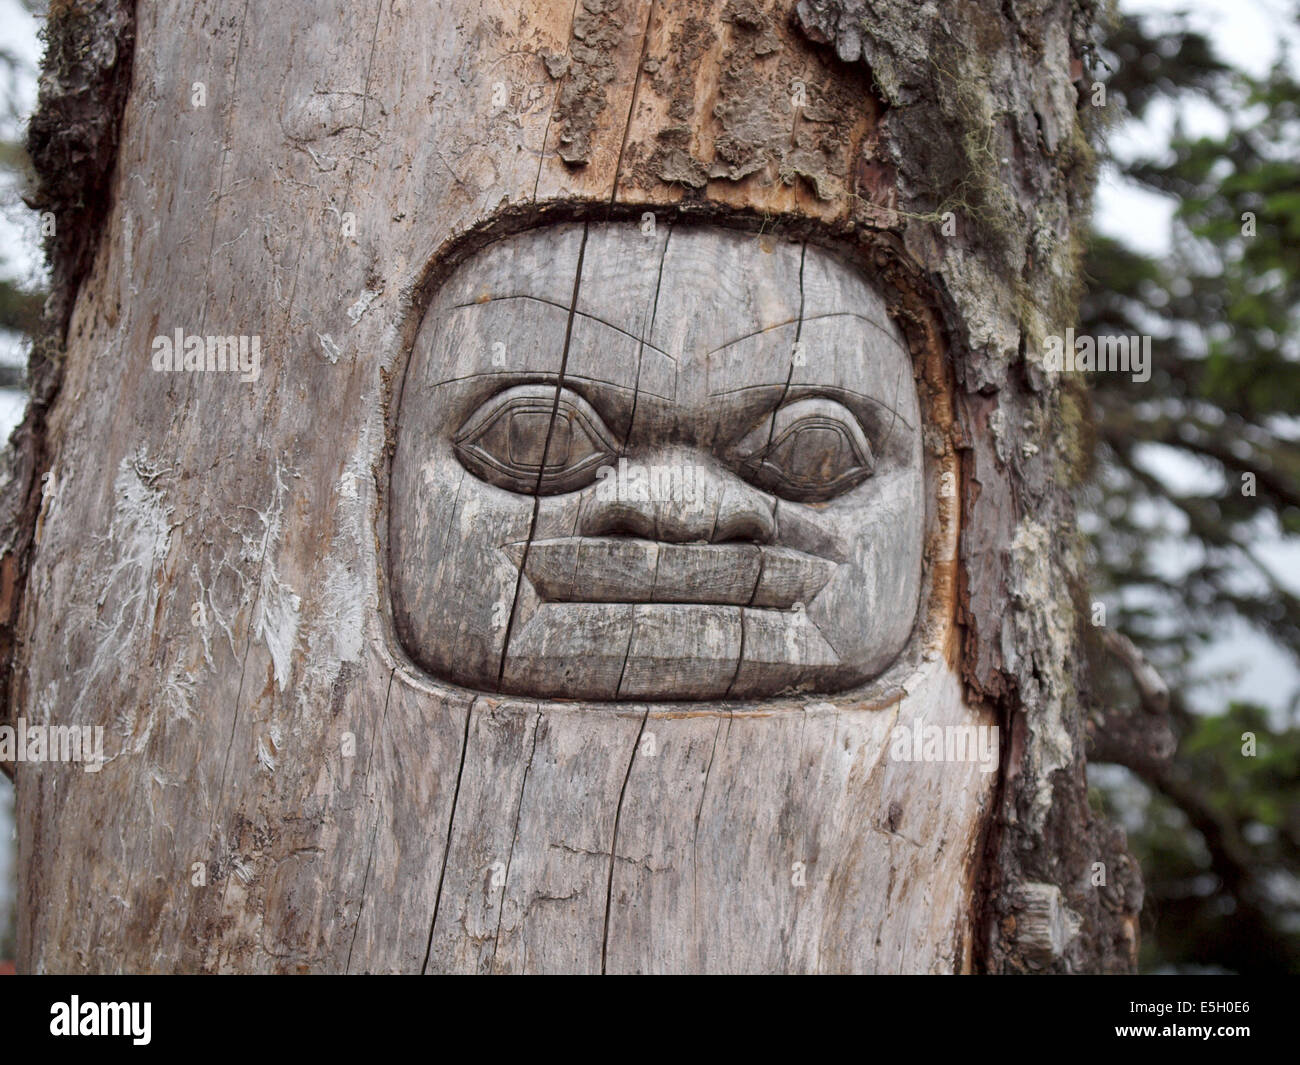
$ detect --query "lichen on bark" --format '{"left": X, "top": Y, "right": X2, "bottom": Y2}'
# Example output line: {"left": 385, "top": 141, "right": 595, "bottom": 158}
{"left": 550, "top": 0, "right": 627, "bottom": 165}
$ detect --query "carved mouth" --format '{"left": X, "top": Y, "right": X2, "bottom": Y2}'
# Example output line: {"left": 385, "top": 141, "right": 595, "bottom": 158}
{"left": 500, "top": 537, "right": 835, "bottom": 608}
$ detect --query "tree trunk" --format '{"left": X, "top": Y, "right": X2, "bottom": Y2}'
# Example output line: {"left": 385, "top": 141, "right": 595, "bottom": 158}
{"left": 2, "top": 0, "right": 1140, "bottom": 973}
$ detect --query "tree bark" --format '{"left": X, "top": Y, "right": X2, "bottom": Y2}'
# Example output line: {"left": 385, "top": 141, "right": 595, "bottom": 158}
{"left": 3, "top": 0, "right": 1139, "bottom": 973}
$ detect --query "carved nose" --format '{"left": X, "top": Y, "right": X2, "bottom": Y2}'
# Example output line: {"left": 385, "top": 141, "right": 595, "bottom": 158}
{"left": 579, "top": 447, "right": 775, "bottom": 544}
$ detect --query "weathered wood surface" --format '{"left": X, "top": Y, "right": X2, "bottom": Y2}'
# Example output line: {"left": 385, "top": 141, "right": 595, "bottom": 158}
{"left": 6, "top": 0, "right": 1130, "bottom": 973}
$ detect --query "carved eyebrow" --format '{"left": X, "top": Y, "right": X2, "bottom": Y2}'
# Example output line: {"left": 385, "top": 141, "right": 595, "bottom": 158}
{"left": 449, "top": 296, "right": 903, "bottom": 370}
{"left": 430, "top": 371, "right": 638, "bottom": 400}
{"left": 709, "top": 382, "right": 916, "bottom": 431}
{"left": 430, "top": 373, "right": 641, "bottom": 436}
{"left": 451, "top": 293, "right": 675, "bottom": 360}
{"left": 702, "top": 311, "right": 905, "bottom": 358}
{"left": 431, "top": 374, "right": 915, "bottom": 432}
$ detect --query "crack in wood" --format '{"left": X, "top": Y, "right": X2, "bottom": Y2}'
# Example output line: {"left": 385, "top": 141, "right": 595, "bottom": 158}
{"left": 532, "top": 0, "right": 586, "bottom": 201}
{"left": 421, "top": 695, "right": 481, "bottom": 974}
{"left": 691, "top": 713, "right": 725, "bottom": 966}
{"left": 609, "top": 0, "right": 659, "bottom": 199}
{"left": 625, "top": 223, "right": 673, "bottom": 447}
{"left": 495, "top": 223, "right": 592, "bottom": 692}
{"left": 601, "top": 708, "right": 649, "bottom": 974}
{"left": 490, "top": 710, "right": 544, "bottom": 971}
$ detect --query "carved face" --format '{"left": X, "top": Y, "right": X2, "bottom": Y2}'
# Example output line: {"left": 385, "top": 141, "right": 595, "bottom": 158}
{"left": 390, "top": 223, "right": 924, "bottom": 700}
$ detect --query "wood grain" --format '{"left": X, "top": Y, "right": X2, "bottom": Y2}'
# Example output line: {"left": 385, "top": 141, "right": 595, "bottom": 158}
{"left": 12, "top": 0, "right": 992, "bottom": 975}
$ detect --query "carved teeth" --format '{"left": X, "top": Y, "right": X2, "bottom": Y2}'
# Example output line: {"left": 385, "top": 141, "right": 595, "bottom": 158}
{"left": 501, "top": 536, "right": 835, "bottom": 608}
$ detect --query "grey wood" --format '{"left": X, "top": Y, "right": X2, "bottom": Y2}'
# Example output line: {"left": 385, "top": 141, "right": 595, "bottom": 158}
{"left": 390, "top": 223, "right": 925, "bottom": 701}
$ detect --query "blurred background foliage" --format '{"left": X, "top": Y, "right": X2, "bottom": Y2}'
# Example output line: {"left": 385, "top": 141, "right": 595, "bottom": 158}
{"left": 0, "top": 0, "right": 1296, "bottom": 971}
{"left": 0, "top": 0, "right": 44, "bottom": 963}
{"left": 1083, "top": 5, "right": 1300, "bottom": 972}
{"left": 0, "top": 0, "right": 41, "bottom": 379}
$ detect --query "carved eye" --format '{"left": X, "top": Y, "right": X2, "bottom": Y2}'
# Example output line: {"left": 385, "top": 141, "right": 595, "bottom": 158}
{"left": 454, "top": 384, "right": 618, "bottom": 495}
{"left": 731, "top": 397, "right": 875, "bottom": 502}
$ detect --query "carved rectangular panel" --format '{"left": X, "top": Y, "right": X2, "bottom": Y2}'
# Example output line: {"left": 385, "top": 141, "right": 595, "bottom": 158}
{"left": 390, "top": 222, "right": 923, "bottom": 701}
